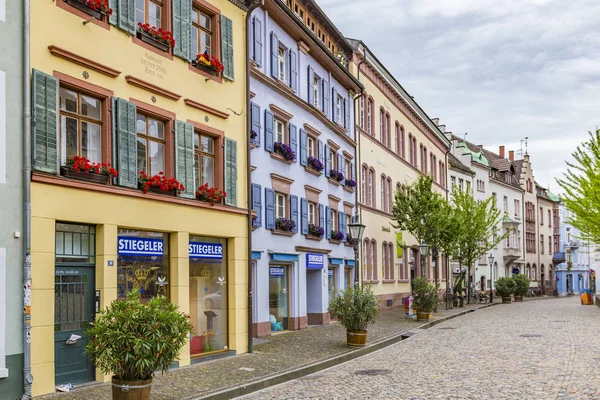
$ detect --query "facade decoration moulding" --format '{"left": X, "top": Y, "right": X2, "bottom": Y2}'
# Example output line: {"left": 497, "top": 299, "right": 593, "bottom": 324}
{"left": 125, "top": 75, "right": 181, "bottom": 101}
{"left": 271, "top": 173, "right": 294, "bottom": 194}
{"left": 184, "top": 98, "right": 230, "bottom": 119}
{"left": 270, "top": 104, "right": 294, "bottom": 121}
{"left": 48, "top": 45, "right": 121, "bottom": 78}
{"left": 303, "top": 123, "right": 321, "bottom": 137}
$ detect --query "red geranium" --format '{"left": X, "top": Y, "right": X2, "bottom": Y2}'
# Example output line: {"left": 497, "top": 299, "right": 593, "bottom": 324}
{"left": 137, "top": 23, "right": 176, "bottom": 48}
{"left": 195, "top": 52, "right": 224, "bottom": 73}
{"left": 139, "top": 171, "right": 185, "bottom": 195}
{"left": 79, "top": 0, "right": 113, "bottom": 15}
{"left": 65, "top": 156, "right": 118, "bottom": 178}
{"left": 196, "top": 183, "right": 226, "bottom": 205}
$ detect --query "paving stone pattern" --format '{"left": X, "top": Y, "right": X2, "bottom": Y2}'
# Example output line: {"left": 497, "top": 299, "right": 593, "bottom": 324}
{"left": 241, "top": 297, "right": 600, "bottom": 400}
{"left": 41, "top": 303, "right": 484, "bottom": 400}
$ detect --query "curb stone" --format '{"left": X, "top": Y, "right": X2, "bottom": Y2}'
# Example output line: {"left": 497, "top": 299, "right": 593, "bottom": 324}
{"left": 190, "top": 303, "right": 498, "bottom": 400}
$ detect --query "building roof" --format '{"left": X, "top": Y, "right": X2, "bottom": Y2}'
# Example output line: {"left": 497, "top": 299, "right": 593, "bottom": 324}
{"left": 448, "top": 152, "right": 475, "bottom": 176}
{"left": 536, "top": 182, "right": 560, "bottom": 203}
{"left": 455, "top": 140, "right": 490, "bottom": 167}
{"left": 547, "top": 189, "right": 560, "bottom": 202}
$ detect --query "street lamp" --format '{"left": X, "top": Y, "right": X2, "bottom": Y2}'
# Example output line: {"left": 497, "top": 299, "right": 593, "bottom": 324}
{"left": 488, "top": 253, "right": 494, "bottom": 303}
{"left": 419, "top": 241, "right": 429, "bottom": 277}
{"left": 348, "top": 216, "right": 366, "bottom": 286}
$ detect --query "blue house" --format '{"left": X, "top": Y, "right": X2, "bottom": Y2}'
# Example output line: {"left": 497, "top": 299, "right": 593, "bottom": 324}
{"left": 248, "top": 0, "right": 362, "bottom": 337}
{"left": 555, "top": 205, "right": 592, "bottom": 295}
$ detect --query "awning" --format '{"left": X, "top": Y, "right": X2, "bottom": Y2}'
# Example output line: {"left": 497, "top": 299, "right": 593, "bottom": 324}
{"left": 271, "top": 253, "right": 299, "bottom": 262}
{"left": 345, "top": 260, "right": 356, "bottom": 267}
{"left": 251, "top": 251, "right": 262, "bottom": 260}
{"left": 329, "top": 257, "right": 344, "bottom": 265}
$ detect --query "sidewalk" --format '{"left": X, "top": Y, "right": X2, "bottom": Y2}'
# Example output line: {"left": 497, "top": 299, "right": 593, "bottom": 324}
{"left": 41, "top": 303, "right": 492, "bottom": 400}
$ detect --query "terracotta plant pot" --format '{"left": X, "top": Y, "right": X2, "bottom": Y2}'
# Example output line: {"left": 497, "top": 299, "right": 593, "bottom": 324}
{"left": 111, "top": 377, "right": 152, "bottom": 400}
{"left": 60, "top": 166, "right": 111, "bottom": 185}
{"left": 416, "top": 311, "right": 430, "bottom": 321}
{"left": 514, "top": 295, "right": 524, "bottom": 302}
{"left": 346, "top": 330, "right": 368, "bottom": 347}
{"left": 502, "top": 296, "right": 512, "bottom": 304}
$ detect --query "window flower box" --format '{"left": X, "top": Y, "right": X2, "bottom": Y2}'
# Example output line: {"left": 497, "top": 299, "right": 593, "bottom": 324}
{"left": 345, "top": 178, "right": 356, "bottom": 188}
{"left": 192, "top": 52, "right": 224, "bottom": 76}
{"left": 274, "top": 142, "right": 296, "bottom": 162}
{"left": 60, "top": 156, "right": 117, "bottom": 185}
{"left": 64, "top": 0, "right": 112, "bottom": 20}
{"left": 275, "top": 217, "right": 296, "bottom": 232}
{"left": 137, "top": 23, "right": 175, "bottom": 52}
{"left": 331, "top": 230, "right": 345, "bottom": 241}
{"left": 196, "top": 183, "right": 226, "bottom": 206}
{"left": 330, "top": 170, "right": 345, "bottom": 183}
{"left": 307, "top": 156, "right": 324, "bottom": 172}
{"left": 139, "top": 171, "right": 184, "bottom": 196}
{"left": 250, "top": 129, "right": 258, "bottom": 141}
{"left": 308, "top": 223, "right": 324, "bottom": 238}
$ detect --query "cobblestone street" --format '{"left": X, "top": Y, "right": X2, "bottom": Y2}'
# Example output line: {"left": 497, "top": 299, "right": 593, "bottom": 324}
{"left": 241, "top": 298, "right": 600, "bottom": 400}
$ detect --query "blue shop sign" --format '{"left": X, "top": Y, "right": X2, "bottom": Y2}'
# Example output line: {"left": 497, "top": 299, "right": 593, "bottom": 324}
{"left": 306, "top": 253, "right": 325, "bottom": 269}
{"left": 118, "top": 237, "right": 164, "bottom": 256}
{"left": 328, "top": 269, "right": 334, "bottom": 277}
{"left": 512, "top": 267, "right": 520, "bottom": 275}
{"left": 270, "top": 266, "right": 285, "bottom": 277}
{"left": 189, "top": 242, "right": 224, "bottom": 259}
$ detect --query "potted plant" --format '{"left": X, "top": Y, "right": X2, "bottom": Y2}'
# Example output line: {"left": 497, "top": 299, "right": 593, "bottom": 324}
{"left": 512, "top": 274, "right": 530, "bottom": 302}
{"left": 273, "top": 142, "right": 296, "bottom": 162}
{"left": 192, "top": 52, "right": 224, "bottom": 76}
{"left": 196, "top": 183, "right": 226, "bottom": 205}
{"left": 275, "top": 217, "right": 296, "bottom": 232}
{"left": 85, "top": 292, "right": 193, "bottom": 400}
{"left": 495, "top": 276, "right": 516, "bottom": 304}
{"left": 412, "top": 277, "right": 439, "bottom": 321}
{"left": 139, "top": 171, "right": 185, "bottom": 196}
{"left": 64, "top": 0, "right": 113, "bottom": 19}
{"left": 61, "top": 156, "right": 118, "bottom": 184}
{"left": 345, "top": 178, "right": 356, "bottom": 188}
{"left": 330, "top": 169, "right": 344, "bottom": 182}
{"left": 330, "top": 231, "right": 344, "bottom": 242}
{"left": 307, "top": 223, "right": 324, "bottom": 238}
{"left": 328, "top": 284, "right": 379, "bottom": 347}
{"left": 136, "top": 23, "right": 175, "bottom": 52}
{"left": 307, "top": 156, "right": 324, "bottom": 172}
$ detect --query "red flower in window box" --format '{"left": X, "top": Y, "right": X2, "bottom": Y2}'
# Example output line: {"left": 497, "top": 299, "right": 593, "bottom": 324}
{"left": 65, "top": 156, "right": 118, "bottom": 178}
{"left": 138, "top": 171, "right": 185, "bottom": 195}
{"left": 193, "top": 52, "right": 224, "bottom": 75}
{"left": 196, "top": 183, "right": 227, "bottom": 205}
{"left": 137, "top": 22, "right": 176, "bottom": 48}
{"left": 67, "top": 0, "right": 113, "bottom": 17}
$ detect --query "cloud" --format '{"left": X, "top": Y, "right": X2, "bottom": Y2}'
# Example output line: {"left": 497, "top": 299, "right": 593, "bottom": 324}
{"left": 319, "top": 0, "right": 600, "bottom": 192}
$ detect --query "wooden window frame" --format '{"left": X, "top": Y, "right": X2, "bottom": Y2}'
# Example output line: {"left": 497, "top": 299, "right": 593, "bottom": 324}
{"left": 132, "top": 0, "right": 174, "bottom": 59}
{"left": 187, "top": 119, "right": 224, "bottom": 191}
{"left": 359, "top": 96, "right": 365, "bottom": 129}
{"left": 367, "top": 97, "right": 374, "bottom": 136}
{"left": 135, "top": 113, "right": 168, "bottom": 177}
{"left": 275, "top": 191, "right": 289, "bottom": 220}
{"left": 361, "top": 164, "right": 367, "bottom": 204}
{"left": 368, "top": 168, "right": 375, "bottom": 208}
{"left": 380, "top": 174, "right": 386, "bottom": 212}
{"left": 328, "top": 148, "right": 337, "bottom": 171}
{"left": 308, "top": 201, "right": 317, "bottom": 225}
{"left": 307, "top": 134, "right": 317, "bottom": 159}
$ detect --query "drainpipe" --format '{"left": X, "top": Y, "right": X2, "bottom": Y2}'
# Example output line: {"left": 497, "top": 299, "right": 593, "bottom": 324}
{"left": 245, "top": 0, "right": 261, "bottom": 354}
{"left": 353, "top": 50, "right": 366, "bottom": 287}
{"left": 22, "top": 0, "right": 33, "bottom": 398}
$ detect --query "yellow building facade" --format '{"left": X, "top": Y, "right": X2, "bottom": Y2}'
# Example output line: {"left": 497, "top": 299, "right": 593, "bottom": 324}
{"left": 29, "top": 0, "right": 253, "bottom": 395}
{"left": 349, "top": 40, "right": 451, "bottom": 307}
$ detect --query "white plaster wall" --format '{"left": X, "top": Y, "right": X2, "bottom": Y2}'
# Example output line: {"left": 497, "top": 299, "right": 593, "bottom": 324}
{"left": 0, "top": 70, "right": 5, "bottom": 184}
{"left": 0, "top": 0, "right": 4, "bottom": 22}
{"left": 0, "top": 247, "right": 7, "bottom": 378}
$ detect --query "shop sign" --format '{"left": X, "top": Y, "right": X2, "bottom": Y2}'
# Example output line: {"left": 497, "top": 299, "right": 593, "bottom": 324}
{"left": 269, "top": 266, "right": 285, "bottom": 277}
{"left": 189, "top": 242, "right": 224, "bottom": 259}
{"left": 328, "top": 269, "right": 334, "bottom": 277}
{"left": 306, "top": 253, "right": 325, "bottom": 269}
{"left": 512, "top": 267, "right": 520, "bottom": 275}
{"left": 118, "top": 237, "right": 164, "bottom": 256}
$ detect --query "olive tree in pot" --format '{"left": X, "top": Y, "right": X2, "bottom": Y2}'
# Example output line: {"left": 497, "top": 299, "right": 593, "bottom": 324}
{"left": 85, "top": 292, "right": 194, "bottom": 400}
{"left": 512, "top": 274, "right": 531, "bottom": 302}
{"left": 328, "top": 284, "right": 379, "bottom": 347}
{"left": 412, "top": 277, "right": 439, "bottom": 321}
{"left": 495, "top": 277, "right": 516, "bottom": 304}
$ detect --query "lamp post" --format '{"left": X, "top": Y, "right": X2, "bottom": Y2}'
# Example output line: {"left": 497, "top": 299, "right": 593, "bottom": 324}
{"left": 419, "top": 241, "right": 429, "bottom": 278}
{"left": 488, "top": 253, "right": 494, "bottom": 303}
{"left": 348, "top": 217, "right": 366, "bottom": 287}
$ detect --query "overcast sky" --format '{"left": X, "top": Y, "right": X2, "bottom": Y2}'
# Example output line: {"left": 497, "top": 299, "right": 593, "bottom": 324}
{"left": 319, "top": 0, "right": 600, "bottom": 193}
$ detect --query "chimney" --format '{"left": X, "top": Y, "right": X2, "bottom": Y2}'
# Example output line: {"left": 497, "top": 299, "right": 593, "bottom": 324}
{"left": 499, "top": 146, "right": 505, "bottom": 158}
{"left": 478, "top": 145, "right": 483, "bottom": 149}
{"left": 509, "top": 150, "right": 514, "bottom": 161}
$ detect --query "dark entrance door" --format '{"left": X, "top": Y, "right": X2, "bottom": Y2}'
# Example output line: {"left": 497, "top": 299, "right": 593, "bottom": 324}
{"left": 54, "top": 266, "right": 95, "bottom": 385}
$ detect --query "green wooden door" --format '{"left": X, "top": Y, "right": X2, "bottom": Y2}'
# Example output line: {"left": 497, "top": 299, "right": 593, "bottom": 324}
{"left": 54, "top": 267, "right": 95, "bottom": 385}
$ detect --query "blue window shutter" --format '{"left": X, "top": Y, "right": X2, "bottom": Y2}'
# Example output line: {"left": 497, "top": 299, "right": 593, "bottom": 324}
{"left": 109, "top": 0, "right": 118, "bottom": 25}
{"left": 290, "top": 195, "right": 299, "bottom": 233}
{"left": 299, "top": 129, "right": 307, "bottom": 166}
{"left": 290, "top": 49, "right": 297, "bottom": 92}
{"left": 339, "top": 212, "right": 345, "bottom": 237}
{"left": 174, "top": 120, "right": 196, "bottom": 198}
{"left": 31, "top": 69, "right": 59, "bottom": 174}
{"left": 265, "top": 188, "right": 275, "bottom": 230}
{"left": 351, "top": 161, "right": 356, "bottom": 182}
{"left": 117, "top": 0, "right": 135, "bottom": 34}
{"left": 253, "top": 17, "right": 263, "bottom": 66}
{"left": 264, "top": 109, "right": 274, "bottom": 152}
{"left": 252, "top": 183, "right": 262, "bottom": 227}
{"left": 112, "top": 97, "right": 138, "bottom": 188}
{"left": 322, "top": 78, "right": 329, "bottom": 115}
{"left": 344, "top": 97, "right": 349, "bottom": 130}
{"left": 319, "top": 203, "right": 325, "bottom": 230}
{"left": 326, "top": 206, "right": 331, "bottom": 239}
{"left": 251, "top": 102, "right": 261, "bottom": 147}
{"left": 307, "top": 66, "right": 314, "bottom": 105}
{"left": 173, "top": 0, "right": 192, "bottom": 61}
{"left": 318, "top": 139, "right": 324, "bottom": 165}
{"left": 224, "top": 138, "right": 238, "bottom": 206}
{"left": 289, "top": 123, "right": 297, "bottom": 162}
{"left": 270, "top": 32, "right": 279, "bottom": 79}
{"left": 221, "top": 15, "right": 235, "bottom": 81}
{"left": 301, "top": 198, "right": 308, "bottom": 235}
{"left": 324, "top": 144, "right": 330, "bottom": 178}
{"left": 331, "top": 87, "right": 337, "bottom": 121}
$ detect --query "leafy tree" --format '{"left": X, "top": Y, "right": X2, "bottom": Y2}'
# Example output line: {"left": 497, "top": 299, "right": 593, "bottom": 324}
{"left": 557, "top": 129, "right": 600, "bottom": 242}
{"left": 450, "top": 186, "right": 507, "bottom": 302}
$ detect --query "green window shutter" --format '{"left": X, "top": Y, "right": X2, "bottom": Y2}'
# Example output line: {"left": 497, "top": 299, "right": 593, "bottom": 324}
{"left": 109, "top": 0, "right": 118, "bottom": 25}
{"left": 224, "top": 137, "right": 238, "bottom": 206}
{"left": 32, "top": 69, "right": 59, "bottom": 174}
{"left": 174, "top": 120, "right": 195, "bottom": 198}
{"left": 221, "top": 15, "right": 234, "bottom": 81}
{"left": 117, "top": 0, "right": 135, "bottom": 34}
{"left": 112, "top": 97, "right": 138, "bottom": 188}
{"left": 172, "top": 0, "right": 192, "bottom": 61}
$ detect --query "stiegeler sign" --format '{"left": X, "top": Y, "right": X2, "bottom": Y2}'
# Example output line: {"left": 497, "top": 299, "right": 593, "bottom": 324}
{"left": 189, "top": 242, "right": 223, "bottom": 259}
{"left": 306, "top": 253, "right": 324, "bottom": 269}
{"left": 118, "top": 237, "right": 164, "bottom": 256}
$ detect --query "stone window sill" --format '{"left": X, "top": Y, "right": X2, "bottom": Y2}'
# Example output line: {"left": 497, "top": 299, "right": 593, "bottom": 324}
{"left": 270, "top": 152, "right": 295, "bottom": 165}
{"left": 272, "top": 229, "right": 295, "bottom": 237}
{"left": 328, "top": 178, "right": 341, "bottom": 187}
{"left": 363, "top": 280, "right": 379, "bottom": 284}
{"left": 343, "top": 186, "right": 355, "bottom": 194}
{"left": 329, "top": 239, "right": 341, "bottom": 245}
{"left": 304, "top": 166, "right": 323, "bottom": 177}
{"left": 306, "top": 235, "right": 323, "bottom": 241}
{"left": 382, "top": 279, "right": 396, "bottom": 284}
